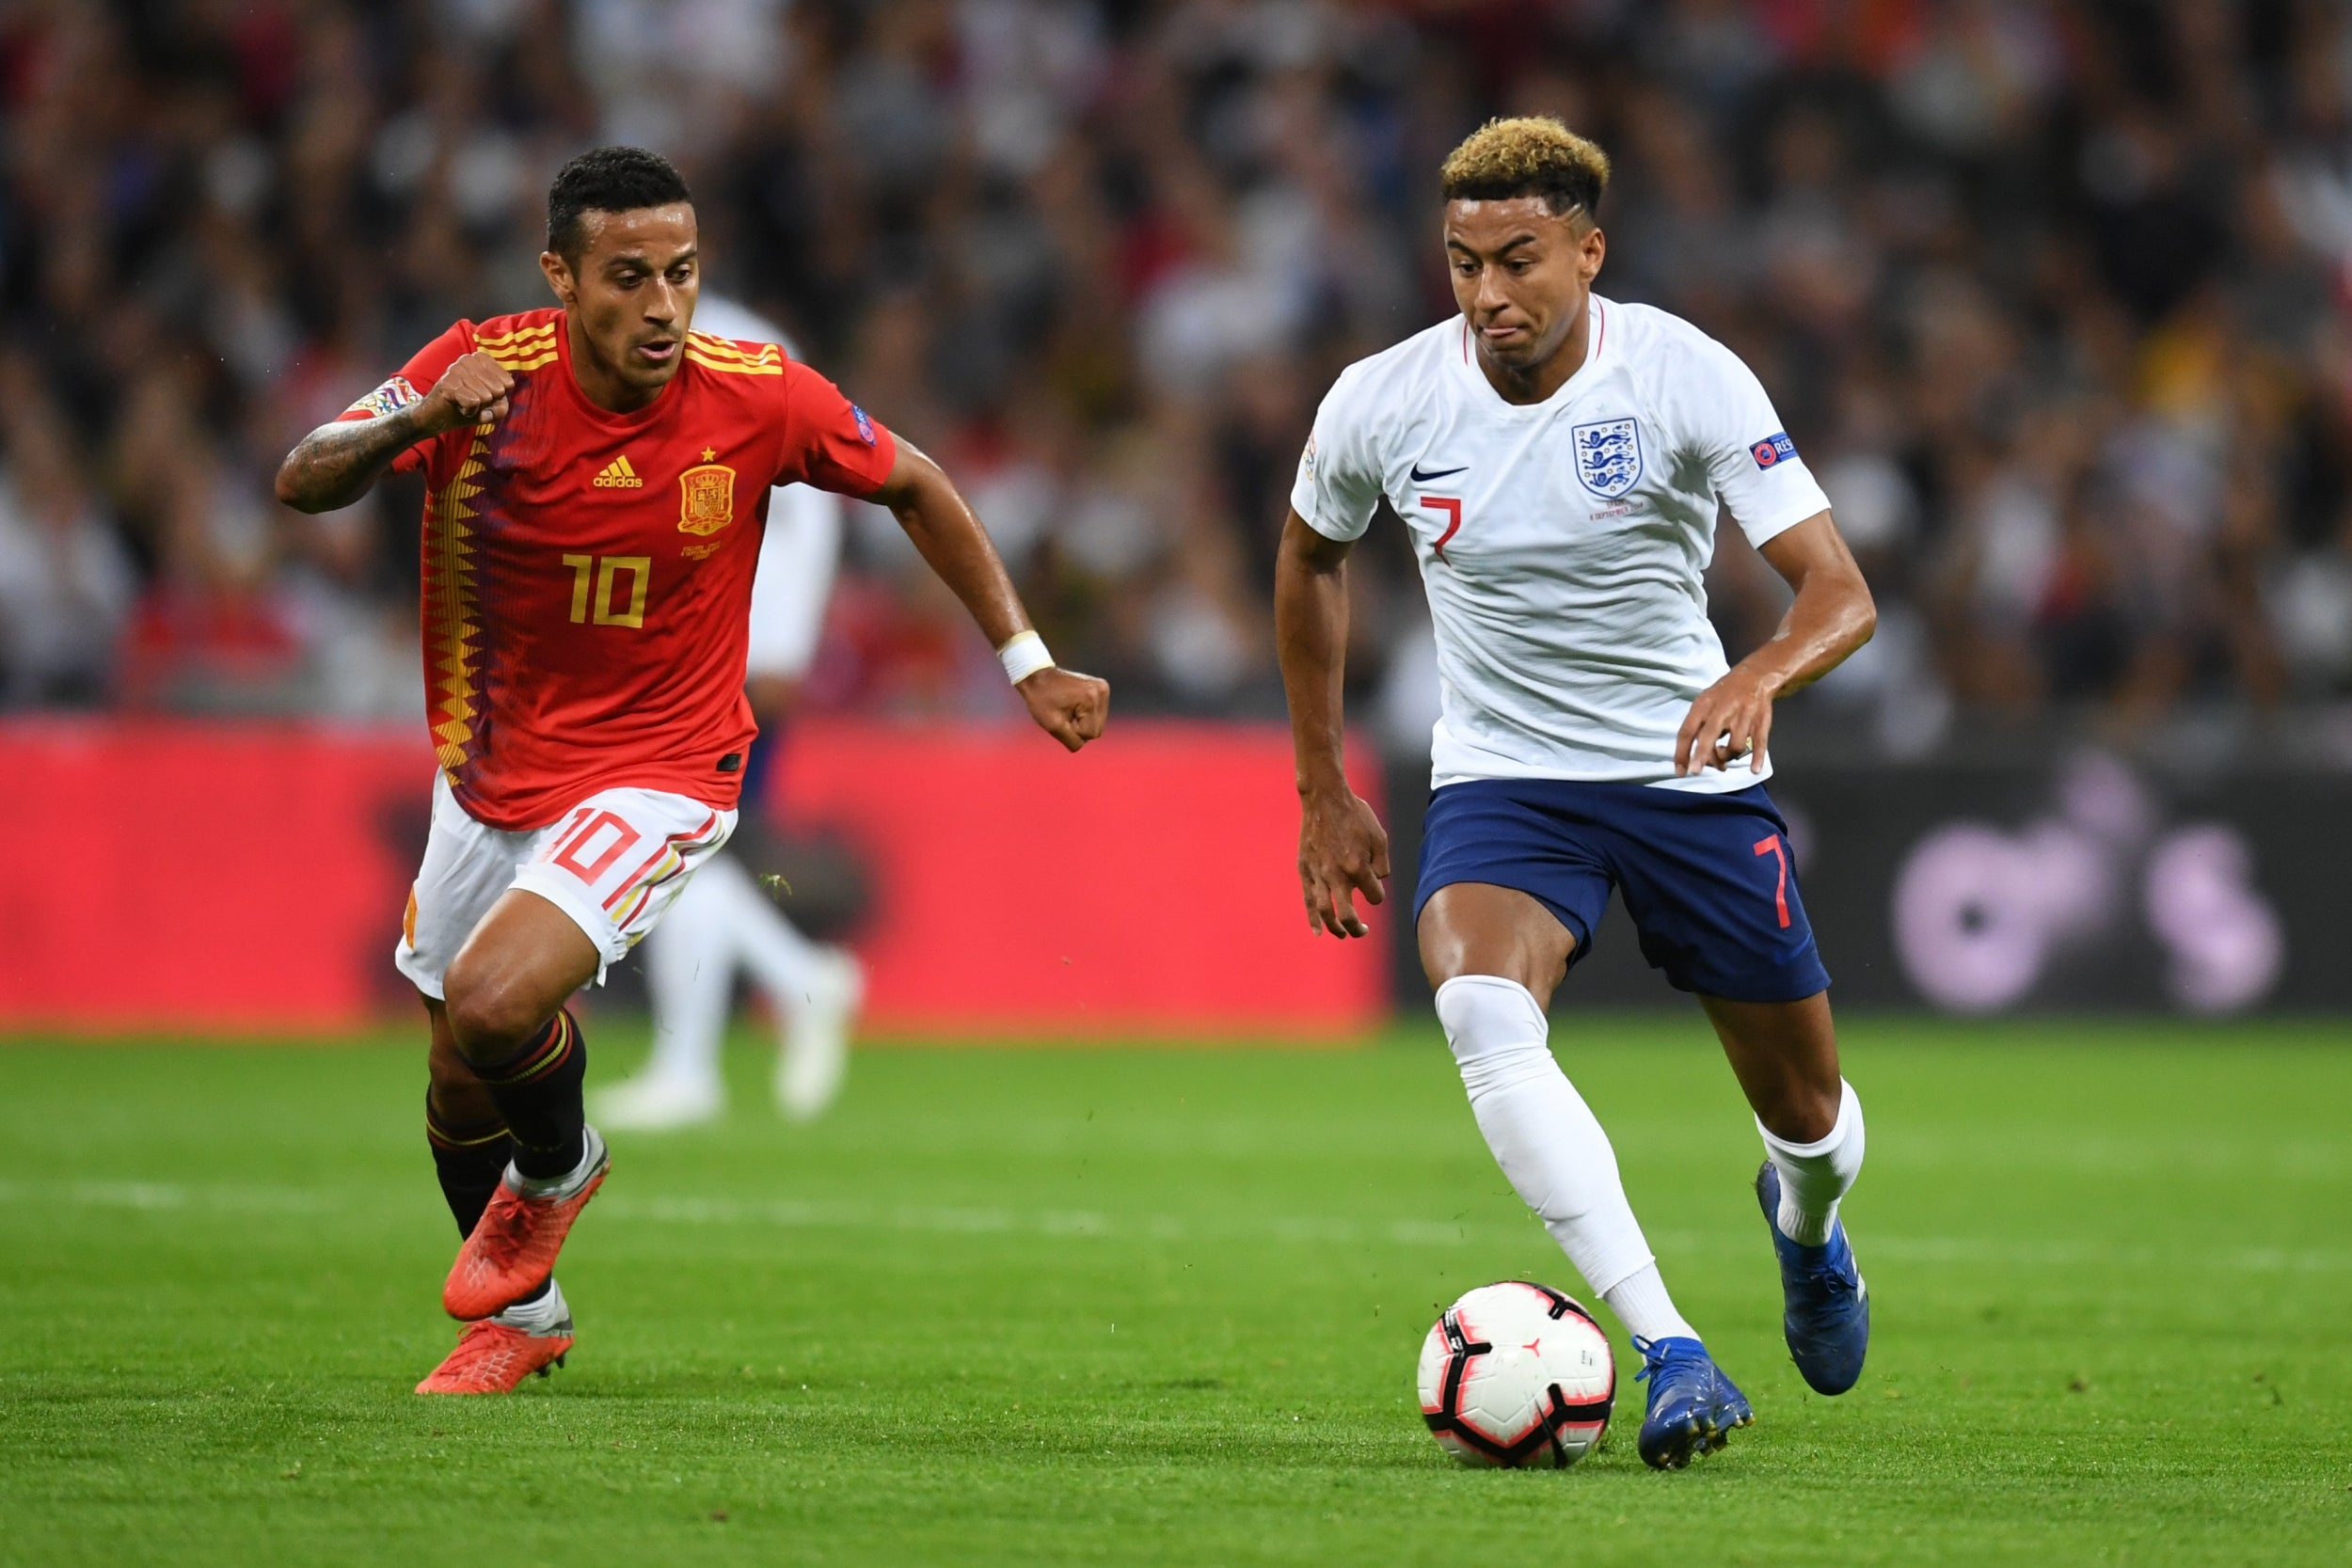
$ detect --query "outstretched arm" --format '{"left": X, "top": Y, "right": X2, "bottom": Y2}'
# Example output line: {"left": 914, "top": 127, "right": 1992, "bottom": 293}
{"left": 275, "top": 352, "right": 515, "bottom": 514}
{"left": 1674, "top": 510, "right": 1876, "bottom": 776}
{"left": 867, "top": 440, "right": 1108, "bottom": 752}
{"left": 1275, "top": 508, "right": 1390, "bottom": 938}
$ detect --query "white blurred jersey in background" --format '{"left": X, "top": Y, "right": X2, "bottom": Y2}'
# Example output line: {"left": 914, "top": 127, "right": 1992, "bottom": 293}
{"left": 593, "top": 294, "right": 864, "bottom": 1131}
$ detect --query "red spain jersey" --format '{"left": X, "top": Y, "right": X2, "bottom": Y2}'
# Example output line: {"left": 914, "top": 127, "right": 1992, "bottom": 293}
{"left": 341, "top": 307, "right": 897, "bottom": 830}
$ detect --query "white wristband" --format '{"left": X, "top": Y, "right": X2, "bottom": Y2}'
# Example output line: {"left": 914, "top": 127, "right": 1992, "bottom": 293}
{"left": 996, "top": 630, "right": 1055, "bottom": 685}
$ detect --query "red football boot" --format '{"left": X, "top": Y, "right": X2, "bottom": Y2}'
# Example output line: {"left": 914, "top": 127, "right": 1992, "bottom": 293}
{"left": 415, "top": 1316, "right": 574, "bottom": 1394}
{"left": 442, "top": 1128, "right": 609, "bottom": 1321}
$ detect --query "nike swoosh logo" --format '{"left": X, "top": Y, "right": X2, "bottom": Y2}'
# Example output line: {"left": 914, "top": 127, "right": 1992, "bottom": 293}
{"left": 1409, "top": 464, "right": 1465, "bottom": 483}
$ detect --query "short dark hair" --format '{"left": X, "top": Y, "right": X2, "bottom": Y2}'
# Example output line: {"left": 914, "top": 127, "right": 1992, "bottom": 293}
{"left": 546, "top": 146, "right": 693, "bottom": 262}
{"left": 1439, "top": 117, "right": 1611, "bottom": 222}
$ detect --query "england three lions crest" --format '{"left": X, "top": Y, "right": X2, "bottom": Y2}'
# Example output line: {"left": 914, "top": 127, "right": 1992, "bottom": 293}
{"left": 1571, "top": 418, "right": 1643, "bottom": 499}
{"left": 677, "top": 462, "right": 736, "bottom": 536}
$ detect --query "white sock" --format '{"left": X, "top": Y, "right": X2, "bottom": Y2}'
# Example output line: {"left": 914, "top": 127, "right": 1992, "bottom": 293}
{"left": 1435, "top": 976, "right": 1695, "bottom": 1341}
{"left": 1603, "top": 1263, "right": 1700, "bottom": 1347}
{"left": 1758, "top": 1079, "right": 1866, "bottom": 1247}
{"left": 640, "top": 858, "right": 755, "bottom": 1089}
{"left": 493, "top": 1275, "right": 569, "bottom": 1334}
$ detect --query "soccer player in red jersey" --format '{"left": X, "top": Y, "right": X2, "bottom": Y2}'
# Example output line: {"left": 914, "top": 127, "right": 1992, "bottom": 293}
{"left": 276, "top": 148, "right": 1108, "bottom": 1395}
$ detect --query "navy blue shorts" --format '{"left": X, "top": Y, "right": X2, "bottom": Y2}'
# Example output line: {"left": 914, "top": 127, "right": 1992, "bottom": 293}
{"left": 1415, "top": 778, "right": 1830, "bottom": 1004}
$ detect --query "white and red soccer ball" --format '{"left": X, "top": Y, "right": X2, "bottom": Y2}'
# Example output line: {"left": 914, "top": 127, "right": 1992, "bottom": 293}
{"left": 1417, "top": 1281, "right": 1615, "bottom": 1467}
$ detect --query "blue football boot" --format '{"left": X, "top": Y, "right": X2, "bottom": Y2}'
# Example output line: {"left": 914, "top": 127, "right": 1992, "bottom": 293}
{"left": 1632, "top": 1336, "right": 1754, "bottom": 1469}
{"left": 1755, "top": 1162, "right": 1869, "bottom": 1395}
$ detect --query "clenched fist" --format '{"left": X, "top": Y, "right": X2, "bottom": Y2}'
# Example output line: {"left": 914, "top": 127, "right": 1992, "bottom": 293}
{"left": 421, "top": 351, "right": 516, "bottom": 435}
{"left": 1019, "top": 666, "right": 1110, "bottom": 752}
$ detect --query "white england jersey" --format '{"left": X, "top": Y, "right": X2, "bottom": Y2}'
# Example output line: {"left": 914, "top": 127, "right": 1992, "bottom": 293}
{"left": 1292, "top": 295, "right": 1831, "bottom": 793}
{"left": 691, "top": 294, "right": 844, "bottom": 682}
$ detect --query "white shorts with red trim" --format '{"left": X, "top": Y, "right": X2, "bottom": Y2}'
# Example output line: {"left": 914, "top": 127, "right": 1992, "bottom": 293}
{"left": 395, "top": 772, "right": 736, "bottom": 997}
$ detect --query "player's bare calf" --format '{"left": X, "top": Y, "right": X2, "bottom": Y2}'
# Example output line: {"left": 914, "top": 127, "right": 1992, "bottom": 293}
{"left": 434, "top": 892, "right": 609, "bottom": 1319}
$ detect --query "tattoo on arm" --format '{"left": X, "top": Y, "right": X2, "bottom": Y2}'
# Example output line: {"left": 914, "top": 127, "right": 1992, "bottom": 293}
{"left": 276, "top": 411, "right": 434, "bottom": 514}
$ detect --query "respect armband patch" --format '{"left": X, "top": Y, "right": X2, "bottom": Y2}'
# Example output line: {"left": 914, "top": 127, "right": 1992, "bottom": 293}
{"left": 1750, "top": 430, "right": 1798, "bottom": 469}
{"left": 345, "top": 375, "right": 422, "bottom": 420}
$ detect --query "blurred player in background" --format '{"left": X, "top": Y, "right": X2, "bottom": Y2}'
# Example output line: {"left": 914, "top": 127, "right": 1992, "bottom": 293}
{"left": 1277, "top": 119, "right": 1875, "bottom": 1469}
{"left": 594, "top": 294, "right": 865, "bottom": 1132}
{"left": 276, "top": 149, "right": 1108, "bottom": 1396}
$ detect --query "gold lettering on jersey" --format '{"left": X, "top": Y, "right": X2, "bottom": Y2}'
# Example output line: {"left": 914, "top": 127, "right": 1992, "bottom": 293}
{"left": 594, "top": 556, "right": 650, "bottom": 627}
{"left": 681, "top": 540, "right": 726, "bottom": 561}
{"left": 564, "top": 552, "right": 650, "bottom": 627}
{"left": 678, "top": 463, "right": 736, "bottom": 536}
{"left": 593, "top": 454, "right": 644, "bottom": 489}
{"left": 563, "top": 553, "right": 595, "bottom": 622}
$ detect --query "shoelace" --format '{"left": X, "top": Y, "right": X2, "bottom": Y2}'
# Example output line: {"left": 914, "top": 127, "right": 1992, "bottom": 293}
{"left": 442, "top": 1321, "right": 500, "bottom": 1363}
{"left": 471, "top": 1193, "right": 535, "bottom": 1267}
{"left": 1786, "top": 1243, "right": 1861, "bottom": 1303}
{"left": 444, "top": 1322, "right": 521, "bottom": 1384}
{"left": 1631, "top": 1337, "right": 1699, "bottom": 1386}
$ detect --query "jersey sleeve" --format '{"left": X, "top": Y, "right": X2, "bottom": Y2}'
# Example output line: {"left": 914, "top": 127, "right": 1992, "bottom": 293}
{"left": 1290, "top": 366, "right": 1384, "bottom": 542}
{"left": 334, "top": 320, "right": 475, "bottom": 474}
{"left": 771, "top": 360, "right": 898, "bottom": 497}
{"left": 1676, "top": 336, "right": 1831, "bottom": 548}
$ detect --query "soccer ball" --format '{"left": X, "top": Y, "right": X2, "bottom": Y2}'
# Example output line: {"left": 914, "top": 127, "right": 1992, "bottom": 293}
{"left": 1417, "top": 1281, "right": 1615, "bottom": 1468}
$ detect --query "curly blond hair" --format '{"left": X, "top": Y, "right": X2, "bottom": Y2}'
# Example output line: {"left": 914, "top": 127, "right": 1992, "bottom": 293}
{"left": 1439, "top": 117, "right": 1611, "bottom": 220}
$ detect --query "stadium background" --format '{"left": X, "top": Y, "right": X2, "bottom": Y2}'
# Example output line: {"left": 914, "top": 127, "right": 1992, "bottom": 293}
{"left": 4, "top": 7, "right": 2349, "bottom": 1565}
{"left": 5, "top": 0, "right": 2352, "bottom": 1028}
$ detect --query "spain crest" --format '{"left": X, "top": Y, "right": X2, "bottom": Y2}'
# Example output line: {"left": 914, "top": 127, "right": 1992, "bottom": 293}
{"left": 677, "top": 462, "right": 736, "bottom": 536}
{"left": 1571, "top": 418, "right": 1643, "bottom": 499}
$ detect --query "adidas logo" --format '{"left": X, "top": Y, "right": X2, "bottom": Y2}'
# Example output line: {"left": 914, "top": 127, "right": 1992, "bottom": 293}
{"left": 592, "top": 455, "right": 644, "bottom": 489}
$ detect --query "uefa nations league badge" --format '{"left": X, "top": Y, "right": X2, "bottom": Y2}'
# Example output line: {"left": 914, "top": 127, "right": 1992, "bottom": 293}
{"left": 1571, "top": 418, "right": 1642, "bottom": 499}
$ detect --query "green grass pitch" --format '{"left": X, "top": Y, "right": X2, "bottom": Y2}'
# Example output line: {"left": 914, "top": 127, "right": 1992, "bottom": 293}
{"left": 2, "top": 1016, "right": 2347, "bottom": 1565}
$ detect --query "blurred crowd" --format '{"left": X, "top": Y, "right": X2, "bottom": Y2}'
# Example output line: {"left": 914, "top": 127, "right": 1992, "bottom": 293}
{"left": 8, "top": 0, "right": 2352, "bottom": 759}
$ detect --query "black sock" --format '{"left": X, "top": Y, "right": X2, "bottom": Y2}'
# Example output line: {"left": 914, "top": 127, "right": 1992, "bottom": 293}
{"left": 424, "top": 1096, "right": 553, "bottom": 1310}
{"left": 425, "top": 1097, "right": 511, "bottom": 1237}
{"left": 473, "top": 1007, "right": 589, "bottom": 1180}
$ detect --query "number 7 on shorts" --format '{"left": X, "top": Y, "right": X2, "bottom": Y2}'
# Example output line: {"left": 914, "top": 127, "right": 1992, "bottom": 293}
{"left": 1753, "top": 833, "right": 1790, "bottom": 929}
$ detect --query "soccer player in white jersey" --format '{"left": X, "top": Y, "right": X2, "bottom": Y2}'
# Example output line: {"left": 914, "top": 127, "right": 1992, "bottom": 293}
{"left": 1276, "top": 119, "right": 1877, "bottom": 1470}
{"left": 593, "top": 295, "right": 863, "bottom": 1131}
